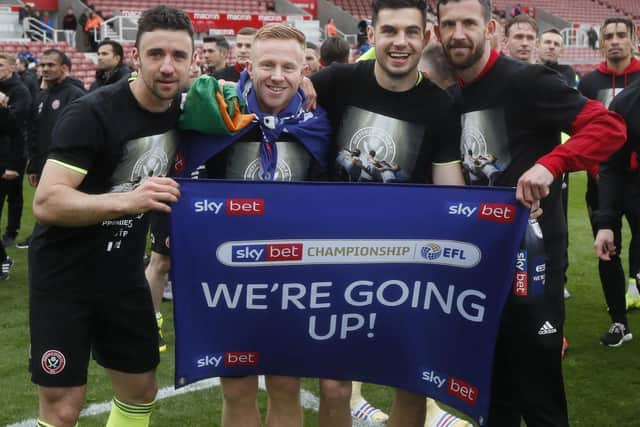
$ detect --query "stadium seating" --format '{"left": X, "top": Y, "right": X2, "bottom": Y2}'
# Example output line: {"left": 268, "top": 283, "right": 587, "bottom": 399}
{"left": 493, "top": 0, "right": 634, "bottom": 24}
{"left": 91, "top": 0, "right": 267, "bottom": 16}
{"left": 0, "top": 40, "right": 97, "bottom": 88}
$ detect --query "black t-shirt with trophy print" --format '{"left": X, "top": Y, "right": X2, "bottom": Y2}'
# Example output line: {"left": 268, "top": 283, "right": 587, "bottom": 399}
{"left": 203, "top": 126, "right": 324, "bottom": 181}
{"left": 311, "top": 60, "right": 460, "bottom": 184}
{"left": 29, "top": 78, "right": 181, "bottom": 290}
{"left": 456, "top": 54, "right": 589, "bottom": 268}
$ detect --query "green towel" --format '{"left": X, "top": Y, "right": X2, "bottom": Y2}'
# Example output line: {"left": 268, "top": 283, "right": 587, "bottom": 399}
{"left": 179, "top": 75, "right": 250, "bottom": 135}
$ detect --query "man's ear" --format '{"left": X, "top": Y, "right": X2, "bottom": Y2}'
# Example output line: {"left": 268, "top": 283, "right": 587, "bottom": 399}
{"left": 367, "top": 25, "right": 375, "bottom": 46}
{"left": 487, "top": 18, "right": 497, "bottom": 41}
{"left": 132, "top": 47, "right": 141, "bottom": 69}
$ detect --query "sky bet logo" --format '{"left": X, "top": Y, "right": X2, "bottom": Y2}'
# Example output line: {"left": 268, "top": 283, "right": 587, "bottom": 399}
{"left": 232, "top": 243, "right": 303, "bottom": 262}
{"left": 197, "top": 352, "right": 260, "bottom": 368}
{"left": 422, "top": 370, "right": 478, "bottom": 406}
{"left": 448, "top": 202, "right": 515, "bottom": 223}
{"left": 193, "top": 198, "right": 264, "bottom": 215}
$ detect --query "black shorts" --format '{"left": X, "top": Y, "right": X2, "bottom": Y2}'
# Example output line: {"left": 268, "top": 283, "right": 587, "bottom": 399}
{"left": 150, "top": 212, "right": 170, "bottom": 256}
{"left": 30, "top": 280, "right": 160, "bottom": 387}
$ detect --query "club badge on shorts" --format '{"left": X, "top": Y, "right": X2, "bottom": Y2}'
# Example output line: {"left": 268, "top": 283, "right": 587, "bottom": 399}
{"left": 41, "top": 349, "right": 66, "bottom": 375}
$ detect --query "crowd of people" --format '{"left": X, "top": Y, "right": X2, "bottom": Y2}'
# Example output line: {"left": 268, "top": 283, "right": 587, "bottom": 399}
{"left": 1, "top": 0, "right": 640, "bottom": 426}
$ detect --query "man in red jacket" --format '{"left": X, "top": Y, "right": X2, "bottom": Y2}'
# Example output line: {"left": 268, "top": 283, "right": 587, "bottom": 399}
{"left": 436, "top": 1, "right": 627, "bottom": 425}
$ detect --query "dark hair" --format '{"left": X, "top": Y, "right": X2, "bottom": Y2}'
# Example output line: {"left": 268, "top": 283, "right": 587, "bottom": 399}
{"left": 42, "top": 48, "right": 72, "bottom": 70}
{"left": 17, "top": 57, "right": 29, "bottom": 67}
{"left": 136, "top": 6, "right": 194, "bottom": 49}
{"left": 372, "top": 0, "right": 426, "bottom": 28}
{"left": 306, "top": 41, "right": 318, "bottom": 51}
{"left": 97, "top": 39, "right": 124, "bottom": 63}
{"left": 320, "top": 36, "right": 350, "bottom": 65}
{"left": 600, "top": 17, "right": 636, "bottom": 43}
{"left": 541, "top": 28, "right": 562, "bottom": 38}
{"left": 203, "top": 35, "right": 230, "bottom": 51}
{"left": 436, "top": 0, "right": 491, "bottom": 23}
{"left": 505, "top": 13, "right": 537, "bottom": 36}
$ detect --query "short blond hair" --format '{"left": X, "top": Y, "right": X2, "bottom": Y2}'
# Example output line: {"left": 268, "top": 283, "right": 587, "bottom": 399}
{"left": 254, "top": 23, "right": 306, "bottom": 49}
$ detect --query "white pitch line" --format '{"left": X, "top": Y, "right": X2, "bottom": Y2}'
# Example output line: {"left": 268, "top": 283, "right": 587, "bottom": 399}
{"left": 7, "top": 377, "right": 382, "bottom": 427}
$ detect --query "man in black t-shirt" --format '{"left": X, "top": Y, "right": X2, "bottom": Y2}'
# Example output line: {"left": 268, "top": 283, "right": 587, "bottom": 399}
{"left": 311, "top": 0, "right": 463, "bottom": 424}
{"left": 28, "top": 7, "right": 194, "bottom": 427}
{"left": 436, "top": 0, "right": 626, "bottom": 425}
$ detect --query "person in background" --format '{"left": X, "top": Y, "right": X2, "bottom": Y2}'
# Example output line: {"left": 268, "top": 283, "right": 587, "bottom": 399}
{"left": 62, "top": 8, "right": 77, "bottom": 47}
{"left": 320, "top": 36, "right": 350, "bottom": 66}
{"left": 90, "top": 39, "right": 131, "bottom": 91}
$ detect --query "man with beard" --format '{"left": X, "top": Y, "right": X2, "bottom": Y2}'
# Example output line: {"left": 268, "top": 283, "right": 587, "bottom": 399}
{"left": 311, "top": 0, "right": 464, "bottom": 424}
{"left": 28, "top": 7, "right": 193, "bottom": 427}
{"left": 578, "top": 17, "right": 640, "bottom": 344}
{"left": 213, "top": 27, "right": 257, "bottom": 82}
{"left": 435, "top": 0, "right": 626, "bottom": 425}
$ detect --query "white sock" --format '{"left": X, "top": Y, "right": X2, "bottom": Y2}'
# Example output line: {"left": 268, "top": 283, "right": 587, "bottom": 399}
{"left": 628, "top": 280, "right": 640, "bottom": 297}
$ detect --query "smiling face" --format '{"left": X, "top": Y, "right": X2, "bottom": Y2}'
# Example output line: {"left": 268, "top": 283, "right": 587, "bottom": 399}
{"left": 368, "top": 7, "right": 428, "bottom": 91}
{"left": 436, "top": 0, "right": 494, "bottom": 77}
{"left": 247, "top": 37, "right": 304, "bottom": 114}
{"left": 132, "top": 28, "right": 193, "bottom": 110}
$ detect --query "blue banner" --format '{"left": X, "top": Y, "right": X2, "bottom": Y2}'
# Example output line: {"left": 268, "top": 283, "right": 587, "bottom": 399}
{"left": 170, "top": 180, "right": 528, "bottom": 425}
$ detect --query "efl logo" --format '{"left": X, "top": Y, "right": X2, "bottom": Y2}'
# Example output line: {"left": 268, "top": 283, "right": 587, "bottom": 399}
{"left": 224, "top": 352, "right": 260, "bottom": 367}
{"left": 448, "top": 377, "right": 478, "bottom": 406}
{"left": 232, "top": 243, "right": 303, "bottom": 262}
{"left": 477, "top": 203, "right": 515, "bottom": 223}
